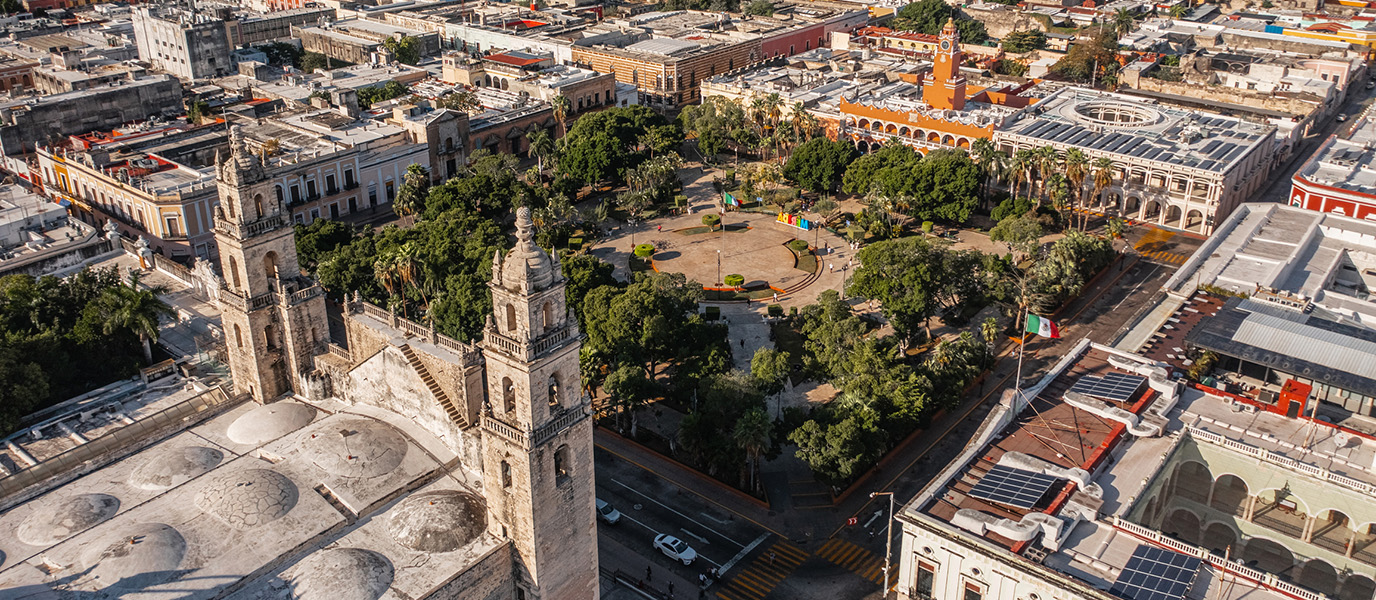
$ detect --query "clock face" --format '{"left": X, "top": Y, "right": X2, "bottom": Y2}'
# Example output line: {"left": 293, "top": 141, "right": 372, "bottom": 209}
{"left": 941, "top": 40, "right": 951, "bottom": 51}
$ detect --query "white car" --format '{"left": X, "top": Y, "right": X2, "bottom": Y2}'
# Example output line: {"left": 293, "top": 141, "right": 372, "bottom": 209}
{"left": 596, "top": 498, "right": 621, "bottom": 525}
{"left": 653, "top": 534, "right": 697, "bottom": 565}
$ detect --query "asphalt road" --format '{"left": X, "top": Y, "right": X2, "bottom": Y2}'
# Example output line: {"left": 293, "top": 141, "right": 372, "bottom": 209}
{"left": 596, "top": 445, "right": 772, "bottom": 592}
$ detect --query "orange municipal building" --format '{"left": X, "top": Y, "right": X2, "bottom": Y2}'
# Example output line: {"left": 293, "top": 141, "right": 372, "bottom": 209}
{"left": 838, "top": 19, "right": 1036, "bottom": 153}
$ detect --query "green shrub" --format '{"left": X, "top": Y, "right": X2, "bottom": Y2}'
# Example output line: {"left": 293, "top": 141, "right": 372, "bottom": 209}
{"left": 991, "top": 196, "right": 1035, "bottom": 222}
{"left": 787, "top": 239, "right": 810, "bottom": 253}
{"left": 702, "top": 214, "right": 721, "bottom": 230}
{"left": 922, "top": 221, "right": 934, "bottom": 234}
{"left": 767, "top": 304, "right": 784, "bottom": 318}
{"left": 634, "top": 243, "right": 655, "bottom": 258}
{"left": 704, "top": 306, "right": 721, "bottom": 321}
{"left": 724, "top": 274, "right": 745, "bottom": 287}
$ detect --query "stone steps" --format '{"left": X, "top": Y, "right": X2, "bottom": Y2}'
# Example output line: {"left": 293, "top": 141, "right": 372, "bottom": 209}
{"left": 399, "top": 344, "right": 466, "bottom": 427}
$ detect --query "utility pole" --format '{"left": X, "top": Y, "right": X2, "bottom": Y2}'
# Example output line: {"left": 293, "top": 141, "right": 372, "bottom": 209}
{"left": 871, "top": 491, "right": 896, "bottom": 596}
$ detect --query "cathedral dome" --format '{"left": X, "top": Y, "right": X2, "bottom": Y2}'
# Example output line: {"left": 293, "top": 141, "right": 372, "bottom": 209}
{"left": 388, "top": 490, "right": 486, "bottom": 552}
{"left": 298, "top": 418, "right": 408, "bottom": 479}
{"left": 17, "top": 493, "right": 120, "bottom": 546}
{"left": 128, "top": 446, "right": 224, "bottom": 491}
{"left": 195, "top": 469, "right": 298, "bottom": 529}
{"left": 81, "top": 523, "right": 187, "bottom": 592}
{"left": 501, "top": 207, "right": 555, "bottom": 292}
{"left": 290, "top": 548, "right": 394, "bottom": 600}
{"left": 226, "top": 401, "right": 316, "bottom": 445}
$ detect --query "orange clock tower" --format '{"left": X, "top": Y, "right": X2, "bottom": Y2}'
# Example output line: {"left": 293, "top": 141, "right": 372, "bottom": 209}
{"left": 923, "top": 18, "right": 967, "bottom": 111}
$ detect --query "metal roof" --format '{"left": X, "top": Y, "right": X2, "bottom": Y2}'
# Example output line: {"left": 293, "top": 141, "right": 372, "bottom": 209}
{"left": 624, "top": 38, "right": 701, "bottom": 56}
{"left": 1187, "top": 298, "right": 1376, "bottom": 397}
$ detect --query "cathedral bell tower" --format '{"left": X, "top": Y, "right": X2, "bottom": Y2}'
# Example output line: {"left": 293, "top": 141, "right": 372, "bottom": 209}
{"left": 924, "top": 18, "right": 967, "bottom": 111}
{"left": 479, "top": 207, "right": 598, "bottom": 599}
{"left": 212, "top": 126, "right": 328, "bottom": 403}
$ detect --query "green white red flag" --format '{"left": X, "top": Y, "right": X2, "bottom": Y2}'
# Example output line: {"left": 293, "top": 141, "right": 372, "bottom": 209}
{"left": 1025, "top": 314, "right": 1060, "bottom": 339}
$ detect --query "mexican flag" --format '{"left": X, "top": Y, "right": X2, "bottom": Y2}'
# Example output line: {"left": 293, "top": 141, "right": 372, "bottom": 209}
{"left": 1025, "top": 315, "right": 1061, "bottom": 339}
{"left": 723, "top": 192, "right": 739, "bottom": 206}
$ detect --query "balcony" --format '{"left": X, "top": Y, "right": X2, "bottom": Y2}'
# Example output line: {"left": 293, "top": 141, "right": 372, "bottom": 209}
{"left": 343, "top": 181, "right": 359, "bottom": 191}
{"left": 325, "top": 187, "right": 340, "bottom": 196}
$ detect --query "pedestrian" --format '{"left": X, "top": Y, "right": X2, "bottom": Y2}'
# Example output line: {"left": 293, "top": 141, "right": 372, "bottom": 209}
{"left": 699, "top": 573, "right": 708, "bottom": 586}
{"left": 740, "top": 338, "right": 745, "bottom": 347}
{"left": 646, "top": 566, "right": 653, "bottom": 582}
{"left": 772, "top": 293, "right": 779, "bottom": 302}
{"left": 769, "top": 551, "right": 777, "bottom": 565}
{"left": 710, "top": 567, "right": 719, "bottom": 580}
{"left": 669, "top": 582, "right": 675, "bottom": 596}
{"left": 658, "top": 224, "right": 663, "bottom": 232}
{"left": 829, "top": 263, "right": 834, "bottom": 272}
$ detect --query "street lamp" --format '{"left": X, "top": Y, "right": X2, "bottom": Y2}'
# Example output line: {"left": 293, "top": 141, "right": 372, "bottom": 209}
{"left": 716, "top": 249, "right": 721, "bottom": 286}
{"left": 871, "top": 491, "right": 895, "bottom": 595}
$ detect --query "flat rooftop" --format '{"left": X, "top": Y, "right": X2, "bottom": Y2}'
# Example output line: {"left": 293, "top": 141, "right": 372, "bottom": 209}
{"left": 1164, "top": 203, "right": 1376, "bottom": 325}
{"left": 1297, "top": 115, "right": 1376, "bottom": 196}
{"left": 906, "top": 340, "right": 1376, "bottom": 600}
{"left": 998, "top": 87, "right": 1274, "bottom": 174}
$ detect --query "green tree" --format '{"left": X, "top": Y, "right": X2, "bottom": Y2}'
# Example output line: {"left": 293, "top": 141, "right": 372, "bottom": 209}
{"left": 734, "top": 408, "right": 772, "bottom": 492}
{"left": 679, "top": 96, "right": 745, "bottom": 160}
{"left": 357, "top": 80, "right": 409, "bottom": 107}
{"left": 552, "top": 94, "right": 572, "bottom": 138}
{"left": 299, "top": 52, "right": 331, "bottom": 73}
{"left": 606, "top": 363, "right": 653, "bottom": 437}
{"left": 890, "top": 0, "right": 988, "bottom": 44}
{"left": 295, "top": 219, "right": 355, "bottom": 271}
{"left": 581, "top": 272, "right": 705, "bottom": 380}
{"left": 848, "top": 237, "right": 990, "bottom": 341}
{"left": 750, "top": 347, "right": 792, "bottom": 397}
{"left": 257, "top": 41, "right": 302, "bottom": 67}
{"left": 559, "top": 106, "right": 681, "bottom": 188}
{"left": 383, "top": 35, "right": 422, "bottom": 65}
{"left": 783, "top": 138, "right": 858, "bottom": 194}
{"left": 744, "top": 0, "right": 774, "bottom": 15}
{"left": 527, "top": 128, "right": 556, "bottom": 176}
{"left": 94, "top": 273, "right": 176, "bottom": 365}
{"left": 1001, "top": 29, "right": 1046, "bottom": 53}
{"left": 1051, "top": 29, "right": 1120, "bottom": 85}
{"left": 842, "top": 144, "right": 922, "bottom": 196}
{"left": 989, "top": 214, "right": 1044, "bottom": 257}
{"left": 789, "top": 413, "right": 885, "bottom": 487}
{"left": 798, "top": 290, "right": 868, "bottom": 378}
{"left": 438, "top": 89, "right": 480, "bottom": 113}
{"left": 562, "top": 254, "right": 620, "bottom": 324}
{"left": 393, "top": 163, "right": 430, "bottom": 219}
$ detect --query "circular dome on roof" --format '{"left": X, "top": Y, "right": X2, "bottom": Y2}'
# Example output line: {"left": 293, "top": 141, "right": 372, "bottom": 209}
{"left": 388, "top": 490, "right": 486, "bottom": 553}
{"left": 299, "top": 418, "right": 408, "bottom": 479}
{"left": 82, "top": 523, "right": 186, "bottom": 592}
{"left": 226, "top": 402, "right": 316, "bottom": 445}
{"left": 17, "top": 493, "right": 120, "bottom": 546}
{"left": 128, "top": 446, "right": 224, "bottom": 491}
{"left": 290, "top": 548, "right": 394, "bottom": 600}
{"left": 195, "top": 469, "right": 298, "bottom": 529}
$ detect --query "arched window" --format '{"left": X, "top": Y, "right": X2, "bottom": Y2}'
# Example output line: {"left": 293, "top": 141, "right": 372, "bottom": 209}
{"left": 253, "top": 193, "right": 264, "bottom": 219}
{"left": 553, "top": 444, "right": 571, "bottom": 482}
{"left": 502, "top": 376, "right": 516, "bottom": 414}
{"left": 275, "top": 185, "right": 284, "bottom": 206}
{"left": 234, "top": 324, "right": 243, "bottom": 348}
{"left": 505, "top": 303, "right": 517, "bottom": 332}
{"left": 228, "top": 256, "right": 241, "bottom": 290}
{"left": 264, "top": 323, "right": 278, "bottom": 349}
{"left": 263, "top": 251, "right": 279, "bottom": 281}
{"left": 547, "top": 373, "right": 560, "bottom": 407}
{"left": 542, "top": 301, "right": 553, "bottom": 333}
{"left": 500, "top": 460, "right": 512, "bottom": 488}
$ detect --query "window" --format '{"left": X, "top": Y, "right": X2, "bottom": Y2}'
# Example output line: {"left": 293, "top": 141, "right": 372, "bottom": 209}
{"left": 547, "top": 374, "right": 560, "bottom": 407}
{"left": 964, "top": 581, "right": 983, "bottom": 600}
{"left": 310, "top": 208, "right": 320, "bottom": 221}
{"left": 275, "top": 185, "right": 284, "bottom": 205}
{"left": 502, "top": 376, "right": 516, "bottom": 414}
{"left": 505, "top": 303, "right": 517, "bottom": 332}
{"left": 290, "top": 184, "right": 301, "bottom": 204}
{"left": 229, "top": 256, "right": 241, "bottom": 290}
{"left": 501, "top": 460, "right": 512, "bottom": 488}
{"left": 306, "top": 179, "right": 318, "bottom": 199}
{"left": 385, "top": 180, "right": 395, "bottom": 201}
{"left": 344, "top": 168, "right": 355, "bottom": 187}
{"left": 914, "top": 562, "right": 936, "bottom": 599}
{"left": 553, "top": 444, "right": 571, "bottom": 482}
{"left": 325, "top": 173, "right": 336, "bottom": 193}
{"left": 164, "top": 216, "right": 181, "bottom": 237}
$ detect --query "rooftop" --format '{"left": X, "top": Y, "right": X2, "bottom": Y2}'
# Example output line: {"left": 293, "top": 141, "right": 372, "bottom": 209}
{"left": 998, "top": 88, "right": 1275, "bottom": 174}
{"left": 1164, "top": 202, "right": 1376, "bottom": 325}
{"left": 1297, "top": 114, "right": 1376, "bottom": 196}
{"left": 905, "top": 339, "right": 1376, "bottom": 600}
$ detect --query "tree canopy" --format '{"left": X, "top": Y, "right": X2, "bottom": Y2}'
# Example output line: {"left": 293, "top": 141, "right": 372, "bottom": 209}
{"left": 889, "top": 0, "right": 988, "bottom": 44}
{"left": 1001, "top": 29, "right": 1046, "bottom": 53}
{"left": 783, "top": 138, "right": 858, "bottom": 194}
{"left": 559, "top": 106, "right": 683, "bottom": 188}
{"left": 383, "top": 36, "right": 422, "bottom": 65}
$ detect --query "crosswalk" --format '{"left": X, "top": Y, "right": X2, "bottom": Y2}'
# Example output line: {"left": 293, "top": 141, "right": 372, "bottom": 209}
{"left": 814, "top": 538, "right": 887, "bottom": 586}
{"left": 716, "top": 541, "right": 808, "bottom": 600}
{"left": 1138, "top": 249, "right": 1188, "bottom": 264}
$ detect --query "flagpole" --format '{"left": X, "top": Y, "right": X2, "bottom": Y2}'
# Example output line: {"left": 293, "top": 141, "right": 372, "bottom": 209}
{"left": 1015, "top": 304, "right": 1027, "bottom": 398}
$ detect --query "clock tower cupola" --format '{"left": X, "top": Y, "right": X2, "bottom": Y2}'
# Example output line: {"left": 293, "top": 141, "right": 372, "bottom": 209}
{"left": 924, "top": 18, "right": 967, "bottom": 111}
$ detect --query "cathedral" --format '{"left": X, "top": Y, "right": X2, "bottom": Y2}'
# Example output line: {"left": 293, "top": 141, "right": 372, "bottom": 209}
{"left": 0, "top": 129, "right": 599, "bottom": 599}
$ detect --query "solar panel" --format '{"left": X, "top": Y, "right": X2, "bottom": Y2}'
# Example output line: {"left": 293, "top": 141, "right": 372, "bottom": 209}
{"left": 967, "top": 465, "right": 1059, "bottom": 510}
{"left": 1110, "top": 545, "right": 1203, "bottom": 600}
{"left": 1070, "top": 373, "right": 1146, "bottom": 403}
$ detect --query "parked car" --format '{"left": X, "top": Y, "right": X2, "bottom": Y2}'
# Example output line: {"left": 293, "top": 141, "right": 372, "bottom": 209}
{"left": 596, "top": 498, "right": 621, "bottom": 525}
{"left": 1338, "top": 114, "right": 1349, "bottom": 122}
{"left": 653, "top": 534, "right": 697, "bottom": 565}
{"left": 1367, "top": 80, "right": 1375, "bottom": 90}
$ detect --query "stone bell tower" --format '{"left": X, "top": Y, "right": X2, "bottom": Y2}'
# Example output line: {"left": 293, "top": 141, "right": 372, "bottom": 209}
{"left": 212, "top": 126, "right": 328, "bottom": 403}
{"left": 479, "top": 207, "right": 597, "bottom": 599}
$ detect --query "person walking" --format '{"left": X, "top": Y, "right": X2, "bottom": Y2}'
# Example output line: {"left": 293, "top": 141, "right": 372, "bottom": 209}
{"left": 646, "top": 566, "right": 653, "bottom": 583}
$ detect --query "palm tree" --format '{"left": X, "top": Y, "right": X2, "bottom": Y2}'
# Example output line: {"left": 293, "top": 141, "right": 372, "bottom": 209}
{"left": 980, "top": 317, "right": 1000, "bottom": 352}
{"left": 1167, "top": 4, "right": 1187, "bottom": 19}
{"left": 788, "top": 101, "right": 808, "bottom": 154}
{"left": 749, "top": 97, "right": 768, "bottom": 136}
{"left": 1113, "top": 8, "right": 1137, "bottom": 35}
{"left": 1034, "top": 146, "right": 1059, "bottom": 206}
{"left": 395, "top": 242, "right": 428, "bottom": 309}
{"left": 1063, "top": 148, "right": 1089, "bottom": 230}
{"left": 551, "top": 94, "right": 572, "bottom": 138}
{"left": 527, "top": 128, "right": 555, "bottom": 176}
{"left": 374, "top": 251, "right": 399, "bottom": 308}
{"left": 733, "top": 409, "right": 772, "bottom": 493}
{"left": 1010, "top": 149, "right": 1035, "bottom": 203}
{"left": 98, "top": 272, "right": 175, "bottom": 365}
{"left": 1092, "top": 157, "right": 1116, "bottom": 219}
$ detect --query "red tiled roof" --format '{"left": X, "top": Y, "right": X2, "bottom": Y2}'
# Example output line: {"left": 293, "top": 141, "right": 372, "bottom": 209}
{"left": 486, "top": 53, "right": 545, "bottom": 67}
